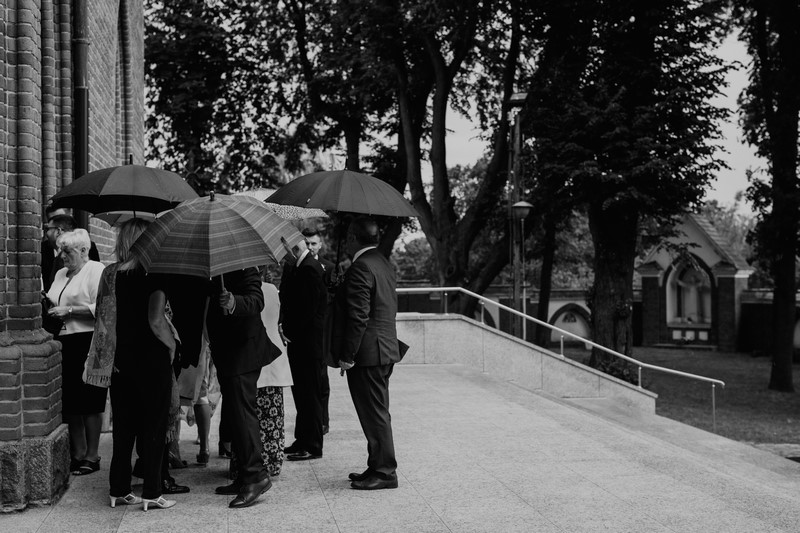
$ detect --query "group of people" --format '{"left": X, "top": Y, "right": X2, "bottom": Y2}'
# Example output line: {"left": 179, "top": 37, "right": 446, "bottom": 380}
{"left": 42, "top": 208, "right": 403, "bottom": 511}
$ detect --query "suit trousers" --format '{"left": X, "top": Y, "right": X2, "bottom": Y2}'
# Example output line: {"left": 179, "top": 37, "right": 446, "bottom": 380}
{"left": 218, "top": 368, "right": 270, "bottom": 485}
{"left": 346, "top": 364, "right": 397, "bottom": 478}
{"left": 109, "top": 366, "right": 171, "bottom": 499}
{"left": 288, "top": 346, "right": 324, "bottom": 455}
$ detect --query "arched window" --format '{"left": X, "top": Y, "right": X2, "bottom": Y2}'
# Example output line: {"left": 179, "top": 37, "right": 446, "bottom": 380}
{"left": 668, "top": 262, "right": 712, "bottom": 324}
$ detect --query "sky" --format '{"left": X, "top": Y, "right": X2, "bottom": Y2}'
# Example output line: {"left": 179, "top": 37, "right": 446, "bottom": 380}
{"left": 442, "top": 34, "right": 763, "bottom": 215}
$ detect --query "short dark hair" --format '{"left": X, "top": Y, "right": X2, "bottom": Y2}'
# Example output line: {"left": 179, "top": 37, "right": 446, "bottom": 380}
{"left": 45, "top": 204, "right": 68, "bottom": 219}
{"left": 301, "top": 228, "right": 320, "bottom": 238}
{"left": 349, "top": 216, "right": 380, "bottom": 246}
{"left": 49, "top": 214, "right": 77, "bottom": 231}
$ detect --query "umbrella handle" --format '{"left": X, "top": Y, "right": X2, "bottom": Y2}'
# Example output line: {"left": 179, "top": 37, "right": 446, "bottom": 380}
{"left": 219, "top": 273, "right": 225, "bottom": 292}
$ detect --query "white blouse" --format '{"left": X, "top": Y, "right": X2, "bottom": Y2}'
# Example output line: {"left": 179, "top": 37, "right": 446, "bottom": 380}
{"left": 257, "top": 282, "right": 293, "bottom": 388}
{"left": 46, "top": 260, "right": 105, "bottom": 336}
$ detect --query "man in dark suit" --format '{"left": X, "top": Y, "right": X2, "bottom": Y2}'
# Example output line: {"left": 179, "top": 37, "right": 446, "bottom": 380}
{"left": 333, "top": 217, "right": 402, "bottom": 490}
{"left": 206, "top": 267, "right": 280, "bottom": 508}
{"left": 280, "top": 239, "right": 329, "bottom": 461}
{"left": 302, "top": 228, "right": 334, "bottom": 434}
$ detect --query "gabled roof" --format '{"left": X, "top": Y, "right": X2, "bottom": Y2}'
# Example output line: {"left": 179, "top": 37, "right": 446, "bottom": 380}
{"left": 687, "top": 213, "right": 751, "bottom": 271}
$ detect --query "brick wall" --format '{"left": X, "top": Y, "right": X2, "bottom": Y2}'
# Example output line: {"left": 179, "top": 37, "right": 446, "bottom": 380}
{"left": 1, "top": 0, "right": 146, "bottom": 509}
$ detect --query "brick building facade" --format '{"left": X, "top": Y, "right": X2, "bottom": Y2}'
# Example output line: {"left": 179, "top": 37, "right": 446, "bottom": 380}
{"left": 1, "top": 0, "right": 144, "bottom": 511}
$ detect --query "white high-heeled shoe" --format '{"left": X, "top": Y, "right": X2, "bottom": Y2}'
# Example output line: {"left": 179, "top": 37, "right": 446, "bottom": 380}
{"left": 142, "top": 496, "right": 176, "bottom": 511}
{"left": 109, "top": 493, "right": 142, "bottom": 508}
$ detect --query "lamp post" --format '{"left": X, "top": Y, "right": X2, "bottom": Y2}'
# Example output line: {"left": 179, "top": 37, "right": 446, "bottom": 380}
{"left": 507, "top": 92, "right": 527, "bottom": 338}
{"left": 513, "top": 201, "right": 533, "bottom": 339}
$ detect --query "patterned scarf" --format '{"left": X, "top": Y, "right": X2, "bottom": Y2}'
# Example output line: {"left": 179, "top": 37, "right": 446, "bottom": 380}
{"left": 84, "top": 263, "right": 120, "bottom": 388}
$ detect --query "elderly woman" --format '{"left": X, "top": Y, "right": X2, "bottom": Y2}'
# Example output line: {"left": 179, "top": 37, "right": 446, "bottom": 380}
{"left": 46, "top": 228, "right": 106, "bottom": 476}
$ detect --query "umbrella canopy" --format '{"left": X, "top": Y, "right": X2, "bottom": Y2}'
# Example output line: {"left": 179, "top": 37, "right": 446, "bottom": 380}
{"left": 266, "top": 170, "right": 418, "bottom": 217}
{"left": 131, "top": 193, "right": 305, "bottom": 279}
{"left": 91, "top": 210, "right": 161, "bottom": 226}
{"left": 235, "top": 189, "right": 328, "bottom": 220}
{"left": 49, "top": 165, "right": 198, "bottom": 214}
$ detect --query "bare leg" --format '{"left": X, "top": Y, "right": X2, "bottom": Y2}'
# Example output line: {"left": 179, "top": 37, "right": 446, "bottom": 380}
{"left": 194, "top": 403, "right": 212, "bottom": 455}
{"left": 83, "top": 413, "right": 103, "bottom": 461}
{"left": 67, "top": 415, "right": 87, "bottom": 461}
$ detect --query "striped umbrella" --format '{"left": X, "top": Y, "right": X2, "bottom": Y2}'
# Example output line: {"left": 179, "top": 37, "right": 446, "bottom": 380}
{"left": 130, "top": 193, "right": 305, "bottom": 279}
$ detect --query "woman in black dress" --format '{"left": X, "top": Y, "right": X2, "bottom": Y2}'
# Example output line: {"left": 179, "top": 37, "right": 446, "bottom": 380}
{"left": 107, "top": 219, "right": 177, "bottom": 511}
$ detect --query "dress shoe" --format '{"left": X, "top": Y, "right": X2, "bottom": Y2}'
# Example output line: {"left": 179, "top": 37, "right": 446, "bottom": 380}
{"left": 286, "top": 450, "right": 322, "bottom": 461}
{"left": 283, "top": 442, "right": 303, "bottom": 454}
{"left": 215, "top": 481, "right": 242, "bottom": 495}
{"left": 229, "top": 477, "right": 272, "bottom": 509}
{"left": 348, "top": 469, "right": 372, "bottom": 481}
{"left": 162, "top": 479, "right": 190, "bottom": 494}
{"left": 350, "top": 475, "right": 398, "bottom": 490}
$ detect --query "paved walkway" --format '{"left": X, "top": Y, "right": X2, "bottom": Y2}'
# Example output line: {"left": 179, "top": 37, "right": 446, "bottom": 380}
{"left": 5, "top": 363, "right": 800, "bottom": 532}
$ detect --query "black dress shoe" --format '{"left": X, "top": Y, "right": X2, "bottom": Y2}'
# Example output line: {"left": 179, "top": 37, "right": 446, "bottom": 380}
{"left": 283, "top": 443, "right": 303, "bottom": 454}
{"left": 215, "top": 481, "right": 242, "bottom": 495}
{"left": 348, "top": 469, "right": 371, "bottom": 481}
{"left": 162, "top": 479, "right": 190, "bottom": 494}
{"left": 351, "top": 475, "right": 398, "bottom": 490}
{"left": 286, "top": 450, "right": 322, "bottom": 461}
{"left": 229, "top": 477, "right": 272, "bottom": 509}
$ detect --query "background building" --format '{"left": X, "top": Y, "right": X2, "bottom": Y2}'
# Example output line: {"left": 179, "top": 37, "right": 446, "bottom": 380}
{"left": 1, "top": 0, "right": 144, "bottom": 510}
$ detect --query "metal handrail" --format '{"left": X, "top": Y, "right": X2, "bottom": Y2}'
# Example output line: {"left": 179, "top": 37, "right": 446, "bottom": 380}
{"left": 397, "top": 286, "right": 725, "bottom": 432}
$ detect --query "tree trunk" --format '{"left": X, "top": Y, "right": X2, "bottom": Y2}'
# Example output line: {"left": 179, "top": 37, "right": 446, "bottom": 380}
{"left": 587, "top": 203, "right": 638, "bottom": 375}
{"left": 459, "top": 232, "right": 511, "bottom": 319}
{"left": 343, "top": 121, "right": 361, "bottom": 171}
{"left": 534, "top": 217, "right": 557, "bottom": 347}
{"left": 766, "top": 143, "right": 798, "bottom": 392}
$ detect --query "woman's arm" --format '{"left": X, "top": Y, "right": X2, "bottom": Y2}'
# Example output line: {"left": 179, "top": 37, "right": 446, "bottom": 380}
{"left": 148, "top": 290, "right": 177, "bottom": 361}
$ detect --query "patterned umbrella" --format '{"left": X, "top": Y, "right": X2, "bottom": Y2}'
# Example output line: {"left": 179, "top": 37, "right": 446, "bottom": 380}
{"left": 49, "top": 165, "right": 198, "bottom": 214}
{"left": 234, "top": 189, "right": 328, "bottom": 220}
{"left": 130, "top": 193, "right": 305, "bottom": 279}
{"left": 265, "top": 170, "right": 418, "bottom": 217}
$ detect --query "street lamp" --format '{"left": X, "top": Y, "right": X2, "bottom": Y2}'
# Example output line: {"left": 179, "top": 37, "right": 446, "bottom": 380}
{"left": 512, "top": 201, "right": 533, "bottom": 339}
{"left": 507, "top": 92, "right": 528, "bottom": 338}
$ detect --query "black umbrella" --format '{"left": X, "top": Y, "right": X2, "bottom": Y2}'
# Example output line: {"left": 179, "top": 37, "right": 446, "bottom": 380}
{"left": 265, "top": 170, "right": 418, "bottom": 218}
{"left": 49, "top": 165, "right": 197, "bottom": 215}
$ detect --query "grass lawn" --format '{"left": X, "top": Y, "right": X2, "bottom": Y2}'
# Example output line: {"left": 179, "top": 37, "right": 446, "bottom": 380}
{"left": 563, "top": 346, "right": 800, "bottom": 445}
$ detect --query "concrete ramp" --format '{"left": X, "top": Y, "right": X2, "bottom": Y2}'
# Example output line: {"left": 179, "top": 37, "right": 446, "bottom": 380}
{"left": 398, "top": 313, "right": 657, "bottom": 413}
{"left": 7, "top": 363, "right": 800, "bottom": 532}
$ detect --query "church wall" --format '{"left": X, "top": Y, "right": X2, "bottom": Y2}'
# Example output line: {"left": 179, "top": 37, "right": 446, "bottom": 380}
{"left": 0, "top": 0, "right": 145, "bottom": 511}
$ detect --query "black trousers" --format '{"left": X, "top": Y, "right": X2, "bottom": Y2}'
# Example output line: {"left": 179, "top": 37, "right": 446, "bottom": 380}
{"left": 346, "top": 364, "right": 397, "bottom": 478}
{"left": 218, "top": 368, "right": 269, "bottom": 485}
{"left": 288, "top": 346, "right": 324, "bottom": 455}
{"left": 320, "top": 365, "right": 330, "bottom": 427}
{"left": 109, "top": 365, "right": 171, "bottom": 499}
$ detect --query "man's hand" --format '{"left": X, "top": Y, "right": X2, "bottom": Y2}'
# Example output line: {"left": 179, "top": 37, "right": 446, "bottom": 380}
{"left": 339, "top": 360, "right": 355, "bottom": 376}
{"left": 219, "top": 289, "right": 235, "bottom": 314}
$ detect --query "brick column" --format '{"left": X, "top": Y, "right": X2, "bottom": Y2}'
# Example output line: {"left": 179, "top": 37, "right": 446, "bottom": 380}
{"left": 0, "top": 0, "right": 70, "bottom": 511}
{"left": 637, "top": 262, "right": 663, "bottom": 346}
{"left": 713, "top": 263, "right": 748, "bottom": 353}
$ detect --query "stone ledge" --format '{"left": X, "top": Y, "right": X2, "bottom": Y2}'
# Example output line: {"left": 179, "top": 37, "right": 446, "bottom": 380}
{"left": 0, "top": 424, "right": 70, "bottom": 512}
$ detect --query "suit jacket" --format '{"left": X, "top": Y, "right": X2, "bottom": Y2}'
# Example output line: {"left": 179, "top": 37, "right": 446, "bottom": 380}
{"left": 332, "top": 248, "right": 400, "bottom": 367}
{"left": 317, "top": 255, "right": 335, "bottom": 288}
{"left": 206, "top": 267, "right": 280, "bottom": 378}
{"left": 279, "top": 254, "right": 328, "bottom": 358}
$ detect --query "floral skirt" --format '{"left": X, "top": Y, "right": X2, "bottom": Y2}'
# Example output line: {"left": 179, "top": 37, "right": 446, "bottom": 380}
{"left": 231, "top": 386, "right": 285, "bottom": 477}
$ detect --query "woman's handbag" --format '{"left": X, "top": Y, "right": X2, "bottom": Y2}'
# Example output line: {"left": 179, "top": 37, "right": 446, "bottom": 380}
{"left": 41, "top": 296, "right": 63, "bottom": 335}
